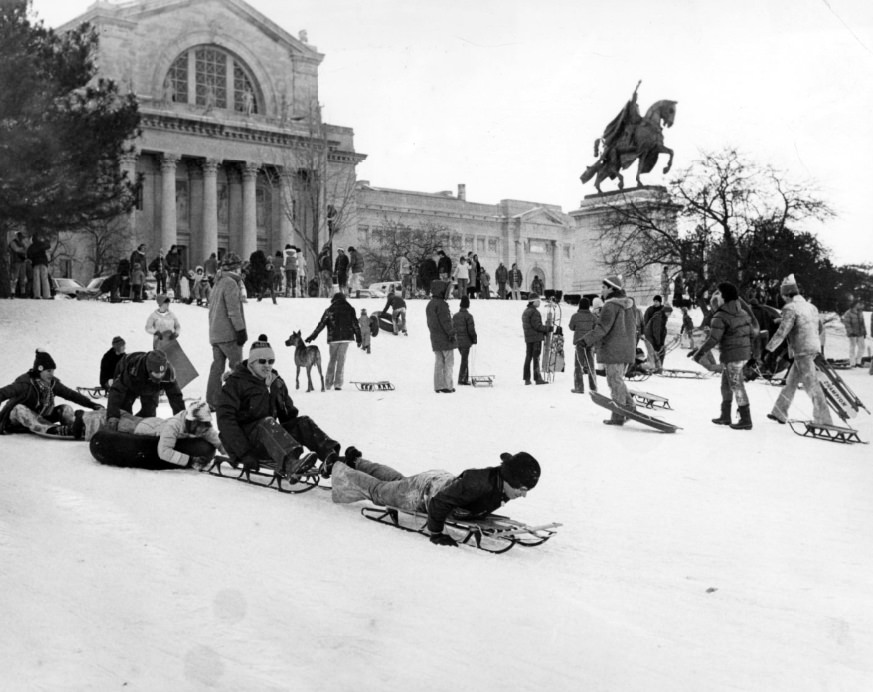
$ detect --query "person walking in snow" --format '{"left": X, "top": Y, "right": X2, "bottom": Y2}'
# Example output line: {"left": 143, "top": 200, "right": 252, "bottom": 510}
{"left": 306, "top": 292, "right": 362, "bottom": 390}
{"left": 689, "top": 282, "right": 755, "bottom": 430}
{"left": 207, "top": 253, "right": 247, "bottom": 410}
{"left": 0, "top": 349, "right": 104, "bottom": 438}
{"left": 330, "top": 450, "right": 541, "bottom": 547}
{"left": 579, "top": 275, "right": 638, "bottom": 425}
{"left": 568, "top": 297, "right": 597, "bottom": 393}
{"left": 145, "top": 294, "right": 181, "bottom": 350}
{"left": 452, "top": 295, "right": 478, "bottom": 385}
{"left": 358, "top": 309, "right": 372, "bottom": 354}
{"left": 765, "top": 274, "right": 832, "bottom": 426}
{"left": 522, "top": 293, "right": 552, "bottom": 385}
{"left": 426, "top": 279, "right": 457, "bottom": 393}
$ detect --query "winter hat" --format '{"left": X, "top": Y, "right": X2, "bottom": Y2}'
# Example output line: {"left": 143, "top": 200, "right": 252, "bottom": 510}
{"left": 460, "top": 295, "right": 470, "bottom": 309}
{"left": 653, "top": 295, "right": 663, "bottom": 303}
{"left": 717, "top": 282, "right": 739, "bottom": 302}
{"left": 579, "top": 297, "right": 591, "bottom": 310}
{"left": 249, "top": 334, "right": 275, "bottom": 361}
{"left": 527, "top": 292, "right": 540, "bottom": 303}
{"left": 222, "top": 252, "right": 242, "bottom": 269}
{"left": 185, "top": 400, "right": 213, "bottom": 423}
{"left": 156, "top": 294, "right": 170, "bottom": 306}
{"left": 146, "top": 350, "right": 168, "bottom": 375}
{"left": 111, "top": 336, "right": 125, "bottom": 346}
{"left": 499, "top": 452, "right": 541, "bottom": 490}
{"left": 33, "top": 348, "right": 56, "bottom": 372}
{"left": 780, "top": 274, "right": 798, "bottom": 296}
{"left": 603, "top": 275, "right": 623, "bottom": 290}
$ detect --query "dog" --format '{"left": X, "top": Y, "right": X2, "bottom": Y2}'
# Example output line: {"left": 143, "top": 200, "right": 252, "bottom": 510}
{"left": 284, "top": 330, "right": 325, "bottom": 392}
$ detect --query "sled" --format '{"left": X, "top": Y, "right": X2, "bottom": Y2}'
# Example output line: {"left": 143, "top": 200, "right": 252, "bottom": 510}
{"left": 657, "top": 368, "right": 712, "bottom": 379}
{"left": 628, "top": 390, "right": 672, "bottom": 410}
{"left": 77, "top": 386, "right": 107, "bottom": 398}
{"left": 209, "top": 455, "right": 321, "bottom": 494}
{"left": 351, "top": 381, "right": 395, "bottom": 391}
{"left": 29, "top": 429, "right": 80, "bottom": 441}
{"left": 160, "top": 339, "right": 199, "bottom": 390}
{"left": 815, "top": 354, "right": 869, "bottom": 421}
{"left": 89, "top": 429, "right": 216, "bottom": 469}
{"left": 596, "top": 366, "right": 651, "bottom": 383}
{"left": 470, "top": 375, "right": 495, "bottom": 387}
{"left": 360, "top": 505, "right": 562, "bottom": 554}
{"left": 825, "top": 358, "right": 852, "bottom": 370}
{"left": 787, "top": 420, "right": 867, "bottom": 445}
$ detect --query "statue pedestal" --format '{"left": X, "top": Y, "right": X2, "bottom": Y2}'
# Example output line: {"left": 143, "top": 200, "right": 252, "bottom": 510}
{"left": 569, "top": 186, "right": 679, "bottom": 302}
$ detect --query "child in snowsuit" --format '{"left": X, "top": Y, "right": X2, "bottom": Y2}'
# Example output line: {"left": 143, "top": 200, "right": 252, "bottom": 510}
{"left": 568, "top": 297, "right": 596, "bottom": 393}
{"left": 145, "top": 294, "right": 182, "bottom": 351}
{"left": 452, "top": 295, "right": 478, "bottom": 385}
{"left": 359, "top": 309, "right": 372, "bottom": 354}
{"left": 679, "top": 307, "right": 695, "bottom": 348}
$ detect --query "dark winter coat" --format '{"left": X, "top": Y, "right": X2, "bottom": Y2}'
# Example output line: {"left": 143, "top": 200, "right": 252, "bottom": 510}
{"left": 696, "top": 300, "right": 754, "bottom": 363}
{"left": 495, "top": 264, "right": 508, "bottom": 284}
{"left": 348, "top": 249, "right": 364, "bottom": 274}
{"left": 130, "top": 250, "right": 145, "bottom": 271}
{"left": 419, "top": 258, "right": 439, "bottom": 289}
{"left": 216, "top": 362, "right": 299, "bottom": 461}
{"left": 26, "top": 238, "right": 49, "bottom": 267}
{"left": 427, "top": 466, "right": 509, "bottom": 533}
{"left": 568, "top": 309, "right": 597, "bottom": 345}
{"left": 509, "top": 267, "right": 523, "bottom": 288}
{"left": 165, "top": 250, "right": 181, "bottom": 272}
{"left": 581, "top": 291, "right": 637, "bottom": 364}
{"left": 642, "top": 304, "right": 662, "bottom": 329}
{"left": 106, "top": 352, "right": 185, "bottom": 419}
{"left": 334, "top": 252, "right": 350, "bottom": 277}
{"left": 308, "top": 293, "right": 362, "bottom": 344}
{"left": 522, "top": 304, "right": 550, "bottom": 343}
{"left": 452, "top": 308, "right": 478, "bottom": 348}
{"left": 643, "top": 308, "right": 670, "bottom": 349}
{"left": 425, "top": 280, "right": 456, "bottom": 351}
{"left": 382, "top": 294, "right": 407, "bottom": 314}
{"left": 318, "top": 250, "right": 333, "bottom": 273}
{"left": 437, "top": 255, "right": 453, "bottom": 277}
{"left": 100, "top": 348, "right": 126, "bottom": 389}
{"left": 0, "top": 371, "right": 101, "bottom": 434}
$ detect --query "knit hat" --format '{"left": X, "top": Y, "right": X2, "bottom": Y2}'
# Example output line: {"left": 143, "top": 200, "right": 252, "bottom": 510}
{"left": 579, "top": 297, "right": 591, "bottom": 310}
{"left": 527, "top": 292, "right": 540, "bottom": 303}
{"left": 33, "top": 349, "right": 56, "bottom": 372}
{"left": 460, "top": 295, "right": 470, "bottom": 309}
{"left": 156, "top": 294, "right": 170, "bottom": 306}
{"left": 717, "top": 282, "right": 739, "bottom": 302}
{"left": 249, "top": 334, "right": 275, "bottom": 361}
{"left": 603, "top": 275, "right": 623, "bottom": 290}
{"left": 146, "top": 350, "right": 168, "bottom": 375}
{"left": 185, "top": 400, "right": 213, "bottom": 423}
{"left": 780, "top": 274, "right": 798, "bottom": 296}
{"left": 653, "top": 295, "right": 662, "bottom": 303}
{"left": 222, "top": 252, "right": 242, "bottom": 269}
{"left": 111, "top": 336, "right": 125, "bottom": 346}
{"left": 499, "top": 452, "right": 541, "bottom": 490}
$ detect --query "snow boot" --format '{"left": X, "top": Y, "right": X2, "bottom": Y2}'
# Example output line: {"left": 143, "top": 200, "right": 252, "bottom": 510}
{"left": 712, "top": 401, "right": 732, "bottom": 425}
{"left": 730, "top": 405, "right": 753, "bottom": 430}
{"left": 71, "top": 410, "right": 86, "bottom": 440}
{"left": 603, "top": 412, "right": 626, "bottom": 426}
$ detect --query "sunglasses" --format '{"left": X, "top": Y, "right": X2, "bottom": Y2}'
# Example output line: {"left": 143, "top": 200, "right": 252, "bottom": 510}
{"left": 255, "top": 358, "right": 275, "bottom": 365}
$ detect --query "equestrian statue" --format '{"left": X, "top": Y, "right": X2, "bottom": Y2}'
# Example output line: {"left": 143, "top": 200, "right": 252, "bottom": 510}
{"left": 580, "top": 81, "right": 677, "bottom": 194}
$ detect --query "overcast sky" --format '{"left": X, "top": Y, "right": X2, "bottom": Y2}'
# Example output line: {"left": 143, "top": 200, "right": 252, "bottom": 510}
{"left": 32, "top": 0, "right": 873, "bottom": 266}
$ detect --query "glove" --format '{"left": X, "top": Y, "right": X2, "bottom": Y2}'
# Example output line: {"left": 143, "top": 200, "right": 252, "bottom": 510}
{"left": 429, "top": 532, "right": 458, "bottom": 547}
{"left": 236, "top": 329, "right": 248, "bottom": 346}
{"left": 344, "top": 446, "right": 363, "bottom": 464}
{"left": 305, "top": 335, "right": 315, "bottom": 344}
{"left": 104, "top": 417, "right": 119, "bottom": 431}
{"left": 546, "top": 325, "right": 554, "bottom": 333}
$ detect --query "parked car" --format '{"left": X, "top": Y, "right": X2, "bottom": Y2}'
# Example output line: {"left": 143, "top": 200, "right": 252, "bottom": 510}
{"left": 51, "top": 277, "right": 86, "bottom": 298}
{"left": 352, "top": 287, "right": 386, "bottom": 299}
{"left": 367, "top": 281, "right": 402, "bottom": 295}
{"left": 75, "top": 275, "right": 114, "bottom": 300}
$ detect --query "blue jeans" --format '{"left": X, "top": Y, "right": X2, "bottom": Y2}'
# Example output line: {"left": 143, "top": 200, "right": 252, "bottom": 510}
{"left": 433, "top": 350, "right": 454, "bottom": 391}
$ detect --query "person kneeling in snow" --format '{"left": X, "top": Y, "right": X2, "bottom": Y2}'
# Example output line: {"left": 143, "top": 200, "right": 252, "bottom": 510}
{"left": 331, "top": 451, "right": 540, "bottom": 547}
{"left": 104, "top": 349, "right": 185, "bottom": 429}
{"left": 0, "top": 349, "right": 104, "bottom": 438}
{"left": 216, "top": 335, "right": 352, "bottom": 480}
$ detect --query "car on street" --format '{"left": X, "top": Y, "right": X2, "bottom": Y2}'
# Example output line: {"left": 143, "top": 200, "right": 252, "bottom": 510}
{"left": 351, "top": 287, "right": 386, "bottom": 299}
{"left": 51, "top": 277, "right": 86, "bottom": 298}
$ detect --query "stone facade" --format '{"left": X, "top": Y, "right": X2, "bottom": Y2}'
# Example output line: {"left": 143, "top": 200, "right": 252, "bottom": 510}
{"left": 57, "top": 0, "right": 364, "bottom": 281}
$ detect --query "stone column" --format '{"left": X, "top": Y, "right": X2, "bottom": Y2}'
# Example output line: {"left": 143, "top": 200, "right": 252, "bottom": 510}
{"left": 550, "top": 240, "right": 559, "bottom": 291}
{"left": 202, "top": 159, "right": 220, "bottom": 261}
{"left": 241, "top": 162, "right": 259, "bottom": 258}
{"left": 160, "top": 154, "right": 180, "bottom": 251}
{"left": 278, "top": 169, "right": 294, "bottom": 246}
{"left": 119, "top": 152, "right": 139, "bottom": 239}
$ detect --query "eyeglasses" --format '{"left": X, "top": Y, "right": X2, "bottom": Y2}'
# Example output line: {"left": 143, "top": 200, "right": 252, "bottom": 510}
{"left": 255, "top": 358, "right": 275, "bottom": 365}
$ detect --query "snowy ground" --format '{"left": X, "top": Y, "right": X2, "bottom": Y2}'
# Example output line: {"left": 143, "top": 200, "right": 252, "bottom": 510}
{"left": 1, "top": 295, "right": 872, "bottom": 692}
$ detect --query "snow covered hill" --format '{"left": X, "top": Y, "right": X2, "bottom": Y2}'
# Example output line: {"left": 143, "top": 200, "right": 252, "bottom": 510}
{"left": 1, "top": 296, "right": 871, "bottom": 691}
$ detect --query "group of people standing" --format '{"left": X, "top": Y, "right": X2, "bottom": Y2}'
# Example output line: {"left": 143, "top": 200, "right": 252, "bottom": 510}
{"left": 316, "top": 245, "right": 364, "bottom": 298}
{"left": 7, "top": 231, "right": 52, "bottom": 299}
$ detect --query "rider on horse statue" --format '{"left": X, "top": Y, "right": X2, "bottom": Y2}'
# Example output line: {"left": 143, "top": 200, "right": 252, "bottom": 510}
{"left": 581, "top": 81, "right": 677, "bottom": 194}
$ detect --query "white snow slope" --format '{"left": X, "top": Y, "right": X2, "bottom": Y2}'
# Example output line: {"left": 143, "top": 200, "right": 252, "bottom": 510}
{"left": 1, "top": 296, "right": 872, "bottom": 692}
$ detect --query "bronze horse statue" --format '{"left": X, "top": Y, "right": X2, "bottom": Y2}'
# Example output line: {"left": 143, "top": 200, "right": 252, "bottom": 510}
{"left": 581, "top": 88, "right": 677, "bottom": 194}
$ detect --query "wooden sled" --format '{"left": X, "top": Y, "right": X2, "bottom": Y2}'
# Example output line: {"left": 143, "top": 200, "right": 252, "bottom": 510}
{"left": 210, "top": 455, "right": 321, "bottom": 493}
{"left": 470, "top": 375, "right": 495, "bottom": 387}
{"left": 657, "top": 368, "right": 712, "bottom": 379}
{"left": 77, "top": 386, "right": 107, "bottom": 398}
{"left": 628, "top": 390, "right": 672, "bottom": 410}
{"left": 351, "top": 381, "right": 395, "bottom": 391}
{"left": 361, "top": 505, "right": 561, "bottom": 554}
{"left": 787, "top": 420, "right": 867, "bottom": 445}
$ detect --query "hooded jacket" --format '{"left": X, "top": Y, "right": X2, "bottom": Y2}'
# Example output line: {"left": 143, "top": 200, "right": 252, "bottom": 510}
{"left": 581, "top": 290, "right": 637, "bottom": 364}
{"left": 216, "top": 361, "right": 299, "bottom": 461}
{"left": 522, "top": 303, "right": 550, "bottom": 343}
{"left": 425, "top": 280, "right": 456, "bottom": 351}
{"left": 308, "top": 293, "right": 362, "bottom": 344}
{"left": 766, "top": 295, "right": 823, "bottom": 358}
{"left": 208, "top": 270, "right": 246, "bottom": 344}
{"left": 452, "top": 308, "right": 478, "bottom": 348}
{"left": 0, "top": 371, "right": 101, "bottom": 433}
{"left": 106, "top": 352, "right": 185, "bottom": 419}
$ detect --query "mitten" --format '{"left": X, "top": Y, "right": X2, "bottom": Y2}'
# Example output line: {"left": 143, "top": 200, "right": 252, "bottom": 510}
{"left": 236, "top": 329, "right": 248, "bottom": 346}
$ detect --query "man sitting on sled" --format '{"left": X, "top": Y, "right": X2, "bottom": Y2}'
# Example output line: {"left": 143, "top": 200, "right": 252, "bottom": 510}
{"left": 330, "top": 451, "right": 540, "bottom": 547}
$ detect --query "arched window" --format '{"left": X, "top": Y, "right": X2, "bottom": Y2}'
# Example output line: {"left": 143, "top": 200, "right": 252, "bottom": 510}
{"left": 165, "top": 45, "right": 260, "bottom": 114}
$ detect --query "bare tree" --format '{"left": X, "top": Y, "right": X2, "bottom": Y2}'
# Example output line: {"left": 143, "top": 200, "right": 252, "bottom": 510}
{"left": 75, "top": 216, "right": 135, "bottom": 277}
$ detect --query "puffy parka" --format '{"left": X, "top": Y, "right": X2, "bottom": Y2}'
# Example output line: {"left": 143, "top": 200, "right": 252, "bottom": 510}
{"left": 522, "top": 303, "right": 550, "bottom": 343}
{"left": 308, "top": 293, "right": 362, "bottom": 344}
{"left": 696, "top": 300, "right": 754, "bottom": 363}
{"left": 425, "top": 280, "right": 456, "bottom": 351}
{"left": 581, "top": 291, "right": 637, "bottom": 364}
{"left": 452, "top": 308, "right": 478, "bottom": 348}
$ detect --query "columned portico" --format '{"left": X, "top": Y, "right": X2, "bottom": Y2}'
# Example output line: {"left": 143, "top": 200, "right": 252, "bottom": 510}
{"left": 202, "top": 159, "right": 220, "bottom": 261}
{"left": 241, "top": 162, "right": 259, "bottom": 258}
{"left": 278, "top": 170, "right": 294, "bottom": 246}
{"left": 119, "top": 152, "right": 138, "bottom": 236}
{"left": 160, "top": 153, "right": 179, "bottom": 250}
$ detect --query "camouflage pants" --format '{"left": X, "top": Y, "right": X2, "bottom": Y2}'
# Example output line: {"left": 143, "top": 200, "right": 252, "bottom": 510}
{"left": 9, "top": 404, "right": 74, "bottom": 434}
{"left": 720, "top": 361, "right": 749, "bottom": 407}
{"left": 331, "top": 459, "right": 454, "bottom": 512}
{"left": 771, "top": 355, "right": 833, "bottom": 425}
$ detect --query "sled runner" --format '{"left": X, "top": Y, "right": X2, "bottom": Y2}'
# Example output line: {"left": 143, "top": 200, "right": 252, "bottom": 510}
{"left": 89, "top": 429, "right": 216, "bottom": 469}
{"left": 360, "top": 505, "right": 562, "bottom": 554}
{"left": 210, "top": 455, "right": 321, "bottom": 493}
{"left": 825, "top": 358, "right": 851, "bottom": 370}
{"left": 815, "top": 354, "right": 869, "bottom": 421}
{"left": 657, "top": 368, "right": 712, "bottom": 379}
{"left": 787, "top": 420, "right": 867, "bottom": 445}
{"left": 628, "top": 390, "right": 672, "bottom": 410}
{"left": 77, "top": 386, "right": 107, "bottom": 398}
{"left": 161, "top": 339, "right": 199, "bottom": 390}
{"left": 30, "top": 429, "right": 80, "bottom": 441}
{"left": 351, "top": 381, "right": 395, "bottom": 391}
{"left": 470, "top": 375, "right": 495, "bottom": 387}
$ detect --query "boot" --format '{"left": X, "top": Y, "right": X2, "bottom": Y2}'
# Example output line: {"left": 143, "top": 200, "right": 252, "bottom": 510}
{"left": 603, "top": 411, "right": 626, "bottom": 426}
{"left": 712, "top": 401, "right": 732, "bottom": 425}
{"left": 71, "top": 410, "right": 85, "bottom": 440}
{"left": 730, "top": 405, "right": 753, "bottom": 430}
